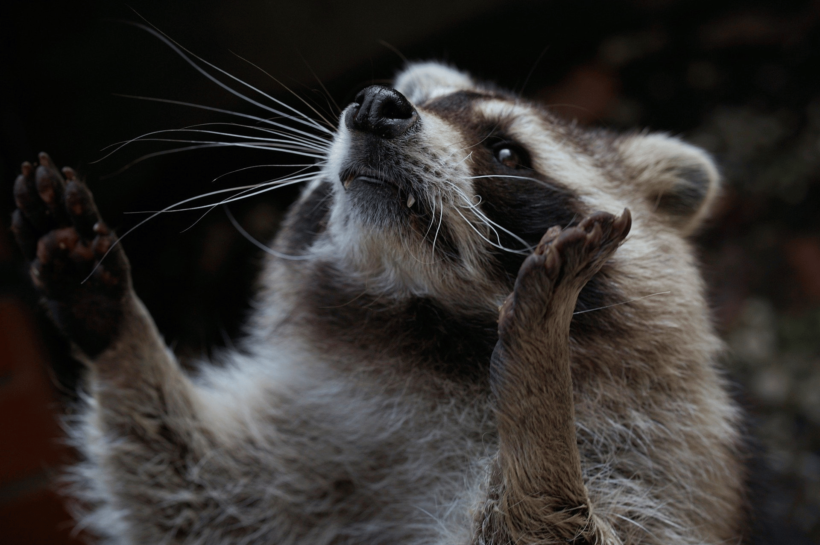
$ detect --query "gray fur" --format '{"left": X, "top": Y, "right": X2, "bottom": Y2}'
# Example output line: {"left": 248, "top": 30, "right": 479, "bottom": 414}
{"left": 45, "top": 62, "right": 746, "bottom": 544}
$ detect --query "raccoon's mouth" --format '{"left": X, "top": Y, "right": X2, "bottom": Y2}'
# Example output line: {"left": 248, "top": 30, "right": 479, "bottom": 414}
{"left": 339, "top": 165, "right": 417, "bottom": 209}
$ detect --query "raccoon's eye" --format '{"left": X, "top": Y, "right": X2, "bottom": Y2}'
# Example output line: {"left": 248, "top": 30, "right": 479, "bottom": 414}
{"left": 492, "top": 143, "right": 530, "bottom": 169}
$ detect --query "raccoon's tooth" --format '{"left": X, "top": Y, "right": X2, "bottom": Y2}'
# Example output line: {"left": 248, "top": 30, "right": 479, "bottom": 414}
{"left": 406, "top": 194, "right": 416, "bottom": 208}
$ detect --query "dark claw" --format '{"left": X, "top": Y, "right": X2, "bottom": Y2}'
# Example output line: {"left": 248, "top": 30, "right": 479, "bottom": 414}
{"left": 62, "top": 166, "right": 78, "bottom": 181}
{"left": 613, "top": 208, "right": 632, "bottom": 239}
{"left": 38, "top": 151, "right": 52, "bottom": 168}
{"left": 35, "top": 162, "right": 68, "bottom": 225}
{"left": 93, "top": 221, "right": 110, "bottom": 236}
{"left": 65, "top": 180, "right": 101, "bottom": 239}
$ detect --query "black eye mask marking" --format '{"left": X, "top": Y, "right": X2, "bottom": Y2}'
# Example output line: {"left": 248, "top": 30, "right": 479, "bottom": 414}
{"left": 488, "top": 136, "right": 532, "bottom": 171}
{"left": 270, "top": 90, "right": 630, "bottom": 384}
{"left": 442, "top": 107, "right": 627, "bottom": 339}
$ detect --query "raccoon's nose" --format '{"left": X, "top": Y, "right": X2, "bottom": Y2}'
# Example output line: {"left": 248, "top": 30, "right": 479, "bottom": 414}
{"left": 345, "top": 85, "right": 417, "bottom": 139}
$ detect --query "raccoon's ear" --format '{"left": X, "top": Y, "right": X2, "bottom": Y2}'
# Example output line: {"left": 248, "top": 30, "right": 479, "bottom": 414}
{"left": 393, "top": 62, "right": 475, "bottom": 103}
{"left": 618, "top": 133, "right": 721, "bottom": 236}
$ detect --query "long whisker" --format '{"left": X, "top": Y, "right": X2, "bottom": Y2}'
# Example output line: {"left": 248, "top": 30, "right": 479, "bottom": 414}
{"left": 296, "top": 50, "right": 342, "bottom": 115}
{"left": 99, "top": 123, "right": 330, "bottom": 155}
{"left": 452, "top": 206, "right": 530, "bottom": 255}
{"left": 179, "top": 175, "right": 314, "bottom": 232}
{"left": 573, "top": 292, "right": 672, "bottom": 315}
{"left": 459, "top": 196, "right": 533, "bottom": 250}
{"left": 93, "top": 95, "right": 330, "bottom": 165}
{"left": 272, "top": 78, "right": 339, "bottom": 128}
{"left": 432, "top": 195, "right": 444, "bottom": 257}
{"left": 128, "top": 173, "right": 319, "bottom": 214}
{"left": 101, "top": 94, "right": 329, "bottom": 158}
{"left": 126, "top": 20, "right": 333, "bottom": 136}
{"left": 191, "top": 121, "right": 329, "bottom": 145}
{"left": 212, "top": 163, "right": 319, "bottom": 183}
{"left": 179, "top": 120, "right": 331, "bottom": 148}
{"left": 82, "top": 170, "right": 321, "bottom": 283}
{"left": 442, "top": 121, "right": 505, "bottom": 161}
{"left": 423, "top": 193, "right": 438, "bottom": 241}
{"left": 101, "top": 131, "right": 329, "bottom": 158}
{"left": 85, "top": 19, "right": 334, "bottom": 277}
{"left": 443, "top": 181, "right": 534, "bottom": 251}
{"left": 378, "top": 40, "right": 408, "bottom": 63}
{"left": 467, "top": 174, "right": 575, "bottom": 195}
{"left": 224, "top": 205, "right": 311, "bottom": 261}
{"left": 440, "top": 182, "right": 504, "bottom": 246}
{"left": 126, "top": 136, "right": 325, "bottom": 154}
{"left": 81, "top": 182, "right": 274, "bottom": 283}
{"left": 100, "top": 144, "right": 249, "bottom": 178}
{"left": 101, "top": 138, "right": 326, "bottom": 159}
{"left": 229, "top": 51, "right": 337, "bottom": 130}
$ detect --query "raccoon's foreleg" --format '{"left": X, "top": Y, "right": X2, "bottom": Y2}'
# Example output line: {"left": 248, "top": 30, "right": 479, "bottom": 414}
{"left": 12, "top": 154, "right": 217, "bottom": 538}
{"left": 475, "top": 210, "right": 631, "bottom": 545}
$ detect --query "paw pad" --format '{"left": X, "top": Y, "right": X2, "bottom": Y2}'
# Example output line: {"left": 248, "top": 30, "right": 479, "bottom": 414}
{"left": 11, "top": 153, "right": 131, "bottom": 356}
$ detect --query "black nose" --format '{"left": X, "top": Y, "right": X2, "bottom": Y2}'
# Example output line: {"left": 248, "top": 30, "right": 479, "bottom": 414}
{"left": 345, "top": 85, "right": 417, "bottom": 139}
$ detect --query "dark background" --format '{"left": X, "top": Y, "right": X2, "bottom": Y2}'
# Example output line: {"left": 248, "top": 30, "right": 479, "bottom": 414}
{"left": 1, "top": 0, "right": 819, "bottom": 543}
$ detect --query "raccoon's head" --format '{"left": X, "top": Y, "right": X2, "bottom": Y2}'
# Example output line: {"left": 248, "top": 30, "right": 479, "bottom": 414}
{"left": 278, "top": 61, "right": 720, "bottom": 313}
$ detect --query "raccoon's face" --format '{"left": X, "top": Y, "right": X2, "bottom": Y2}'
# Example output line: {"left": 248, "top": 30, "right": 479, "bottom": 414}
{"left": 290, "top": 62, "right": 720, "bottom": 308}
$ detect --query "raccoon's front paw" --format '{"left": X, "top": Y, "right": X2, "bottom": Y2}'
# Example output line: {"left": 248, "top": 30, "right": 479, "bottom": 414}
{"left": 498, "top": 209, "right": 631, "bottom": 339}
{"left": 11, "top": 153, "right": 131, "bottom": 357}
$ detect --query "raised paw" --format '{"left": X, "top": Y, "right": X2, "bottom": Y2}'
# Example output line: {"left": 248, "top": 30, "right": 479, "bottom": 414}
{"left": 11, "top": 152, "right": 131, "bottom": 357}
{"left": 533, "top": 208, "right": 631, "bottom": 285}
{"left": 498, "top": 209, "right": 631, "bottom": 338}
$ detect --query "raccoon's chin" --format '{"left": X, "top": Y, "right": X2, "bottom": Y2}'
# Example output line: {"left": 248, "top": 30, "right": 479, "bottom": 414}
{"left": 337, "top": 164, "right": 423, "bottom": 229}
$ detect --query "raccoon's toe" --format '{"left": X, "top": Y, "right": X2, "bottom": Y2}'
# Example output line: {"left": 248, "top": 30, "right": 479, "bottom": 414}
{"left": 535, "top": 208, "right": 631, "bottom": 285}
{"left": 498, "top": 209, "right": 630, "bottom": 338}
{"left": 11, "top": 153, "right": 131, "bottom": 357}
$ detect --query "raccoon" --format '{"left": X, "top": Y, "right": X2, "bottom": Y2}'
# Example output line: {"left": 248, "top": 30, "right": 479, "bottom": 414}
{"left": 11, "top": 61, "right": 747, "bottom": 544}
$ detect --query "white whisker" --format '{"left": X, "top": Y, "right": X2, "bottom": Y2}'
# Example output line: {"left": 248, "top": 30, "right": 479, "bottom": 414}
{"left": 229, "top": 51, "right": 337, "bottom": 130}
{"left": 98, "top": 94, "right": 329, "bottom": 163}
{"left": 423, "top": 193, "right": 438, "bottom": 241}
{"left": 102, "top": 138, "right": 326, "bottom": 159}
{"left": 443, "top": 181, "right": 534, "bottom": 252}
{"left": 573, "top": 292, "right": 672, "bottom": 315}
{"left": 82, "top": 171, "right": 319, "bottom": 282}
{"left": 211, "top": 163, "right": 320, "bottom": 184}
{"left": 99, "top": 124, "right": 329, "bottom": 156}
{"left": 100, "top": 144, "right": 247, "bottom": 178}
{"left": 453, "top": 206, "right": 530, "bottom": 255}
{"left": 179, "top": 175, "right": 314, "bottom": 233}
{"left": 432, "top": 195, "right": 444, "bottom": 257}
{"left": 169, "top": 176, "right": 319, "bottom": 214}
{"left": 223, "top": 205, "right": 311, "bottom": 260}
{"left": 125, "top": 173, "right": 319, "bottom": 215}
{"left": 127, "top": 21, "right": 333, "bottom": 136}
{"left": 467, "top": 173, "right": 575, "bottom": 195}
